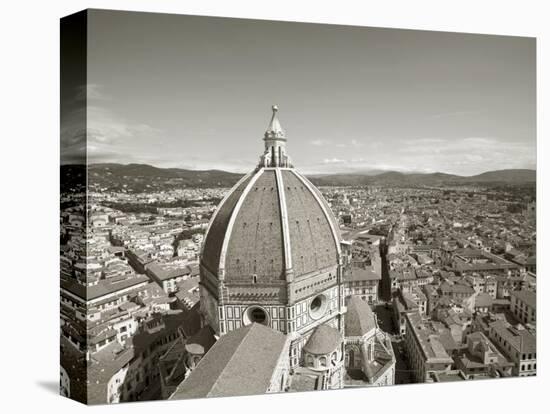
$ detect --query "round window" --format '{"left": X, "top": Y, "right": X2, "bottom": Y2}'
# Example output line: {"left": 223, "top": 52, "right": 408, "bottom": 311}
{"left": 311, "top": 297, "right": 323, "bottom": 312}
{"left": 250, "top": 308, "right": 266, "bottom": 323}
{"left": 243, "top": 306, "right": 269, "bottom": 326}
{"left": 309, "top": 294, "right": 328, "bottom": 320}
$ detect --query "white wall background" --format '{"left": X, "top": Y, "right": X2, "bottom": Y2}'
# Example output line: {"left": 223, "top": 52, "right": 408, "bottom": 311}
{"left": 0, "top": 0, "right": 547, "bottom": 413}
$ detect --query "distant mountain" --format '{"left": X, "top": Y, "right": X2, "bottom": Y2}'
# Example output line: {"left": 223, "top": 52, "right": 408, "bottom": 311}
{"left": 73, "top": 164, "right": 535, "bottom": 192}
{"left": 309, "top": 171, "right": 454, "bottom": 186}
{"left": 86, "top": 163, "right": 244, "bottom": 191}
{"left": 308, "top": 169, "right": 535, "bottom": 186}
{"left": 464, "top": 169, "right": 536, "bottom": 183}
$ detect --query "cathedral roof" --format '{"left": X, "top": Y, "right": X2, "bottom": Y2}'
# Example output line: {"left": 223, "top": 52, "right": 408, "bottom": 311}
{"left": 201, "top": 107, "right": 341, "bottom": 288}
{"left": 303, "top": 324, "right": 342, "bottom": 355}
{"left": 170, "top": 323, "right": 287, "bottom": 400}
{"left": 345, "top": 296, "right": 377, "bottom": 337}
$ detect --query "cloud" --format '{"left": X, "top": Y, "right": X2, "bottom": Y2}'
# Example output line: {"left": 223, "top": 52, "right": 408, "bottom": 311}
{"left": 87, "top": 106, "right": 161, "bottom": 144}
{"left": 350, "top": 139, "right": 363, "bottom": 148}
{"left": 311, "top": 138, "right": 364, "bottom": 148}
{"left": 303, "top": 135, "right": 535, "bottom": 175}
{"left": 322, "top": 158, "right": 346, "bottom": 164}
{"left": 396, "top": 136, "right": 535, "bottom": 165}
{"left": 85, "top": 86, "right": 163, "bottom": 161}
{"left": 61, "top": 83, "right": 165, "bottom": 164}
{"left": 310, "top": 139, "right": 332, "bottom": 146}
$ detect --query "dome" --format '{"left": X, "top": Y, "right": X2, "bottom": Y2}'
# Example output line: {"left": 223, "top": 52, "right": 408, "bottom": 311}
{"left": 303, "top": 324, "right": 342, "bottom": 355}
{"left": 201, "top": 106, "right": 341, "bottom": 286}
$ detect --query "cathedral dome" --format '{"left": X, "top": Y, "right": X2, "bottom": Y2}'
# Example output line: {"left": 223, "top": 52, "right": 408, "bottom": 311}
{"left": 201, "top": 106, "right": 341, "bottom": 287}
{"left": 303, "top": 324, "right": 342, "bottom": 355}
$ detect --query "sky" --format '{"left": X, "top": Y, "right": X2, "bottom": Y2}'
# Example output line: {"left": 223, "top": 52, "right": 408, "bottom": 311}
{"left": 62, "top": 9, "right": 536, "bottom": 175}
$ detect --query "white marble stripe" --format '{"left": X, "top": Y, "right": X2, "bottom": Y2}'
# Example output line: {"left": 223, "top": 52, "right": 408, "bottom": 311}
{"left": 275, "top": 167, "right": 293, "bottom": 280}
{"left": 199, "top": 171, "right": 253, "bottom": 260}
{"left": 291, "top": 170, "right": 342, "bottom": 256}
{"left": 218, "top": 168, "right": 264, "bottom": 279}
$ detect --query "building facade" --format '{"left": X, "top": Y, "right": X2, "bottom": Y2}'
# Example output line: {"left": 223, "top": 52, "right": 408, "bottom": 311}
{"left": 509, "top": 289, "right": 536, "bottom": 326}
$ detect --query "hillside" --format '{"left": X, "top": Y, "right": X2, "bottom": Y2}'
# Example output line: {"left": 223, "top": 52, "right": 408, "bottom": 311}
{"left": 87, "top": 163, "right": 243, "bottom": 192}
{"left": 66, "top": 163, "right": 535, "bottom": 192}
{"left": 310, "top": 169, "right": 535, "bottom": 187}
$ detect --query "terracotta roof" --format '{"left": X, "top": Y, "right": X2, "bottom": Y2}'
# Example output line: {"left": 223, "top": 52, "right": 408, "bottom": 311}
{"left": 201, "top": 168, "right": 341, "bottom": 285}
{"left": 224, "top": 170, "right": 286, "bottom": 283}
{"left": 170, "top": 323, "right": 287, "bottom": 400}
{"left": 283, "top": 170, "right": 341, "bottom": 279}
{"left": 201, "top": 174, "right": 253, "bottom": 275}
{"left": 475, "top": 293, "right": 494, "bottom": 308}
{"left": 345, "top": 265, "right": 381, "bottom": 282}
{"left": 147, "top": 261, "right": 191, "bottom": 281}
{"left": 86, "top": 341, "right": 134, "bottom": 404}
{"left": 345, "top": 296, "right": 376, "bottom": 337}
{"left": 61, "top": 275, "right": 149, "bottom": 301}
{"left": 405, "top": 313, "right": 454, "bottom": 363}
{"left": 440, "top": 280, "right": 475, "bottom": 295}
{"left": 303, "top": 324, "right": 342, "bottom": 355}
{"left": 489, "top": 320, "right": 536, "bottom": 353}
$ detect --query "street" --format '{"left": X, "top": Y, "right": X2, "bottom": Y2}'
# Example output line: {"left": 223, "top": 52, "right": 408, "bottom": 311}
{"left": 374, "top": 303, "right": 414, "bottom": 385}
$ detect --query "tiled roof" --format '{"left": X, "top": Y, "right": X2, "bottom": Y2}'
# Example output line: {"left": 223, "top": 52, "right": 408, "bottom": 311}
{"left": 147, "top": 261, "right": 191, "bottom": 281}
{"left": 170, "top": 323, "right": 287, "bottom": 399}
{"left": 490, "top": 321, "right": 536, "bottom": 353}
{"left": 86, "top": 341, "right": 134, "bottom": 404}
{"left": 201, "top": 175, "right": 253, "bottom": 275}
{"left": 406, "top": 312, "right": 454, "bottom": 363}
{"left": 201, "top": 168, "right": 341, "bottom": 285}
{"left": 345, "top": 296, "right": 376, "bottom": 337}
{"left": 224, "top": 170, "right": 286, "bottom": 283}
{"left": 475, "top": 293, "right": 494, "bottom": 308}
{"left": 61, "top": 275, "right": 149, "bottom": 301}
{"left": 303, "top": 324, "right": 342, "bottom": 355}
{"left": 345, "top": 265, "right": 381, "bottom": 282}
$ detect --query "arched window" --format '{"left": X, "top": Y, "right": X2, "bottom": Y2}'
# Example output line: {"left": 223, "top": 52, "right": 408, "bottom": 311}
{"left": 348, "top": 349, "right": 355, "bottom": 368}
{"left": 320, "top": 356, "right": 327, "bottom": 367}
{"left": 306, "top": 354, "right": 314, "bottom": 367}
{"left": 331, "top": 351, "right": 338, "bottom": 366}
{"left": 243, "top": 306, "right": 269, "bottom": 326}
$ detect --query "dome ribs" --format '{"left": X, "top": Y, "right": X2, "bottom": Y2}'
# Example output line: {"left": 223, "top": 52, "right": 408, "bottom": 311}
{"left": 281, "top": 170, "right": 339, "bottom": 280}
{"left": 224, "top": 170, "right": 286, "bottom": 284}
{"left": 201, "top": 173, "right": 253, "bottom": 275}
{"left": 201, "top": 148, "right": 341, "bottom": 305}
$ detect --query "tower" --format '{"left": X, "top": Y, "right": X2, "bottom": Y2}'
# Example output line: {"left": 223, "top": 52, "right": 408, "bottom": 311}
{"left": 260, "top": 105, "right": 292, "bottom": 168}
{"left": 199, "top": 105, "right": 346, "bottom": 370}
